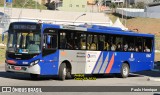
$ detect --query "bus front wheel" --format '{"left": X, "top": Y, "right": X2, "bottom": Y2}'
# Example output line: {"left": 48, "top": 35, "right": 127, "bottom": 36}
{"left": 59, "top": 63, "right": 67, "bottom": 81}
{"left": 120, "top": 63, "right": 130, "bottom": 78}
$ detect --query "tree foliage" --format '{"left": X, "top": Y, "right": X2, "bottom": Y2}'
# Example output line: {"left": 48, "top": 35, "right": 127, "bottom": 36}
{"left": 0, "top": 0, "right": 46, "bottom": 10}
{"left": 136, "top": 2, "right": 145, "bottom": 9}
{"left": 109, "top": 3, "right": 117, "bottom": 13}
{"left": 45, "top": 1, "right": 56, "bottom": 10}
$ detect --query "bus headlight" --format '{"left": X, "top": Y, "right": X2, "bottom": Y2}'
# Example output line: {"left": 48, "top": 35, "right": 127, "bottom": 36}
{"left": 30, "top": 60, "right": 39, "bottom": 67}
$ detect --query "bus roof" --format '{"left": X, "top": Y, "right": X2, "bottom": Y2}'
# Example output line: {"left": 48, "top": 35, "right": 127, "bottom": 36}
{"left": 10, "top": 22, "right": 154, "bottom": 38}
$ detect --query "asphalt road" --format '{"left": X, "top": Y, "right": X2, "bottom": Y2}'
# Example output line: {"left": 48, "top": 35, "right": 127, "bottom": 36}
{"left": 0, "top": 63, "right": 159, "bottom": 95}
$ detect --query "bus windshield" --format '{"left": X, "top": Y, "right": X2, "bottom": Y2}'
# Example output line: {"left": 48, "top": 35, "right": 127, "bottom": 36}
{"left": 7, "top": 30, "right": 41, "bottom": 54}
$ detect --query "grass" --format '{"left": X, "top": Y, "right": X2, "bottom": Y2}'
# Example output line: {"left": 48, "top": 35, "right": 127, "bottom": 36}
{"left": 0, "top": 35, "right": 7, "bottom": 64}
{"left": 108, "top": 13, "right": 160, "bottom": 35}
{"left": 155, "top": 53, "right": 160, "bottom": 62}
{"left": 0, "top": 46, "right": 6, "bottom": 64}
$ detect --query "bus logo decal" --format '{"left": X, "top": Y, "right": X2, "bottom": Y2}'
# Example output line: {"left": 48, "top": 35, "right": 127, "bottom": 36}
{"left": 129, "top": 53, "right": 135, "bottom": 61}
{"left": 87, "top": 54, "right": 96, "bottom": 58}
{"left": 146, "top": 54, "right": 151, "bottom": 58}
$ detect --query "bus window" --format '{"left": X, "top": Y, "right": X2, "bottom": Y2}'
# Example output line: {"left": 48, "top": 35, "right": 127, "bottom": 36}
{"left": 110, "top": 35, "right": 116, "bottom": 51}
{"left": 80, "top": 33, "right": 86, "bottom": 50}
{"left": 135, "top": 37, "right": 143, "bottom": 52}
{"left": 115, "top": 36, "right": 123, "bottom": 51}
{"left": 73, "top": 33, "right": 78, "bottom": 49}
{"left": 44, "top": 34, "right": 57, "bottom": 49}
{"left": 59, "top": 32, "right": 66, "bottom": 49}
{"left": 124, "top": 36, "right": 135, "bottom": 52}
{"left": 87, "top": 34, "right": 98, "bottom": 50}
{"left": 7, "top": 32, "right": 14, "bottom": 52}
{"left": 127, "top": 36, "right": 135, "bottom": 52}
{"left": 99, "top": 35, "right": 105, "bottom": 51}
{"left": 143, "top": 37, "right": 152, "bottom": 52}
{"left": 65, "top": 32, "right": 74, "bottom": 49}
{"left": 93, "top": 35, "right": 98, "bottom": 50}
{"left": 87, "top": 34, "right": 92, "bottom": 50}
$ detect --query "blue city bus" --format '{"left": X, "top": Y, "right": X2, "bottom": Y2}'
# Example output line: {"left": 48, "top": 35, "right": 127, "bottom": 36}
{"left": 5, "top": 22, "right": 155, "bottom": 80}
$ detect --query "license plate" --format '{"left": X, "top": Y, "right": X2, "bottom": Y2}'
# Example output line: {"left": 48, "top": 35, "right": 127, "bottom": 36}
{"left": 14, "top": 66, "right": 21, "bottom": 70}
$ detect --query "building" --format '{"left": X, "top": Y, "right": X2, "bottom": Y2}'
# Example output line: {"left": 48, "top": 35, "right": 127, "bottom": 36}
{"left": 58, "top": 0, "right": 87, "bottom": 12}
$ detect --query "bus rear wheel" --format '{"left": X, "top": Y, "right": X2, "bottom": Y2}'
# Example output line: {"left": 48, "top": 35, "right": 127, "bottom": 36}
{"left": 30, "top": 74, "right": 39, "bottom": 79}
{"left": 120, "top": 63, "right": 130, "bottom": 78}
{"left": 66, "top": 67, "right": 72, "bottom": 79}
{"left": 59, "top": 63, "right": 67, "bottom": 81}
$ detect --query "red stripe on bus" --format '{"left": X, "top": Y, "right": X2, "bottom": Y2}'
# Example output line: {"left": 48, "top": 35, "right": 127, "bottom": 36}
{"left": 106, "top": 54, "right": 114, "bottom": 73}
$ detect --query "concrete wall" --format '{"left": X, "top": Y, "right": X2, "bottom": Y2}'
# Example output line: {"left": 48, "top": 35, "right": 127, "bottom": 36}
{"left": 116, "top": 8, "right": 160, "bottom": 19}
{"left": 128, "top": 0, "right": 154, "bottom": 4}
{"left": 0, "top": 7, "right": 112, "bottom": 34}
{"left": 146, "top": 6, "right": 160, "bottom": 13}
{"left": 111, "top": 0, "right": 125, "bottom": 3}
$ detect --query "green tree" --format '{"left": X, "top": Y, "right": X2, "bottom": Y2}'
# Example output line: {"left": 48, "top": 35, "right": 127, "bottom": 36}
{"left": 11, "top": 0, "right": 46, "bottom": 9}
{"left": 136, "top": 2, "right": 145, "bottom": 9}
{"left": 109, "top": 3, "right": 117, "bottom": 13}
{"left": 47, "top": 1, "right": 56, "bottom": 10}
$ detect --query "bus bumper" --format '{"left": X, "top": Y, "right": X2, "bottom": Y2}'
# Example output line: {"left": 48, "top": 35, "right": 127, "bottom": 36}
{"left": 5, "top": 63, "right": 40, "bottom": 74}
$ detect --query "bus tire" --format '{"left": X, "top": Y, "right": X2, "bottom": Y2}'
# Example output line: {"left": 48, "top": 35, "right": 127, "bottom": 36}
{"left": 66, "top": 67, "right": 72, "bottom": 79}
{"left": 30, "top": 74, "right": 39, "bottom": 79}
{"left": 59, "top": 63, "right": 67, "bottom": 81}
{"left": 120, "top": 63, "right": 130, "bottom": 78}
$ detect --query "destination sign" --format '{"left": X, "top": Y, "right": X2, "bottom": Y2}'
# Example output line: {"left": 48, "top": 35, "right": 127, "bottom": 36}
{"left": 12, "top": 25, "right": 37, "bottom": 30}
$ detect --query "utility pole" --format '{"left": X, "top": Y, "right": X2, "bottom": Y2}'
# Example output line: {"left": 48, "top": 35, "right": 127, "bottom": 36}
{"left": 73, "top": 13, "right": 86, "bottom": 25}
{"left": 18, "top": 0, "right": 30, "bottom": 21}
{"left": 125, "top": 0, "right": 127, "bottom": 27}
{"left": 2, "top": 0, "right": 12, "bottom": 33}
{"left": 122, "top": 2, "right": 124, "bottom": 23}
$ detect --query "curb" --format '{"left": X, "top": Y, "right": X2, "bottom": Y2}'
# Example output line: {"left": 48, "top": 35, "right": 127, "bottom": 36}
{"left": 148, "top": 77, "right": 160, "bottom": 82}
{"left": 152, "top": 69, "right": 160, "bottom": 72}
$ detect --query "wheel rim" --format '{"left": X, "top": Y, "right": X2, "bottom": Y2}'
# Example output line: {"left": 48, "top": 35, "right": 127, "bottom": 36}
{"left": 63, "top": 67, "right": 66, "bottom": 76}
{"left": 123, "top": 66, "right": 128, "bottom": 76}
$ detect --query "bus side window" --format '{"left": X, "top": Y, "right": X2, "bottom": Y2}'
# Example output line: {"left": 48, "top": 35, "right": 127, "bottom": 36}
{"left": 80, "top": 34, "right": 86, "bottom": 50}
{"left": 44, "top": 34, "right": 57, "bottom": 49}
{"left": 98, "top": 35, "right": 105, "bottom": 51}
{"left": 135, "top": 37, "right": 143, "bottom": 52}
{"left": 87, "top": 34, "right": 98, "bottom": 50}
{"left": 143, "top": 37, "right": 152, "bottom": 52}
{"left": 60, "top": 32, "right": 66, "bottom": 49}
